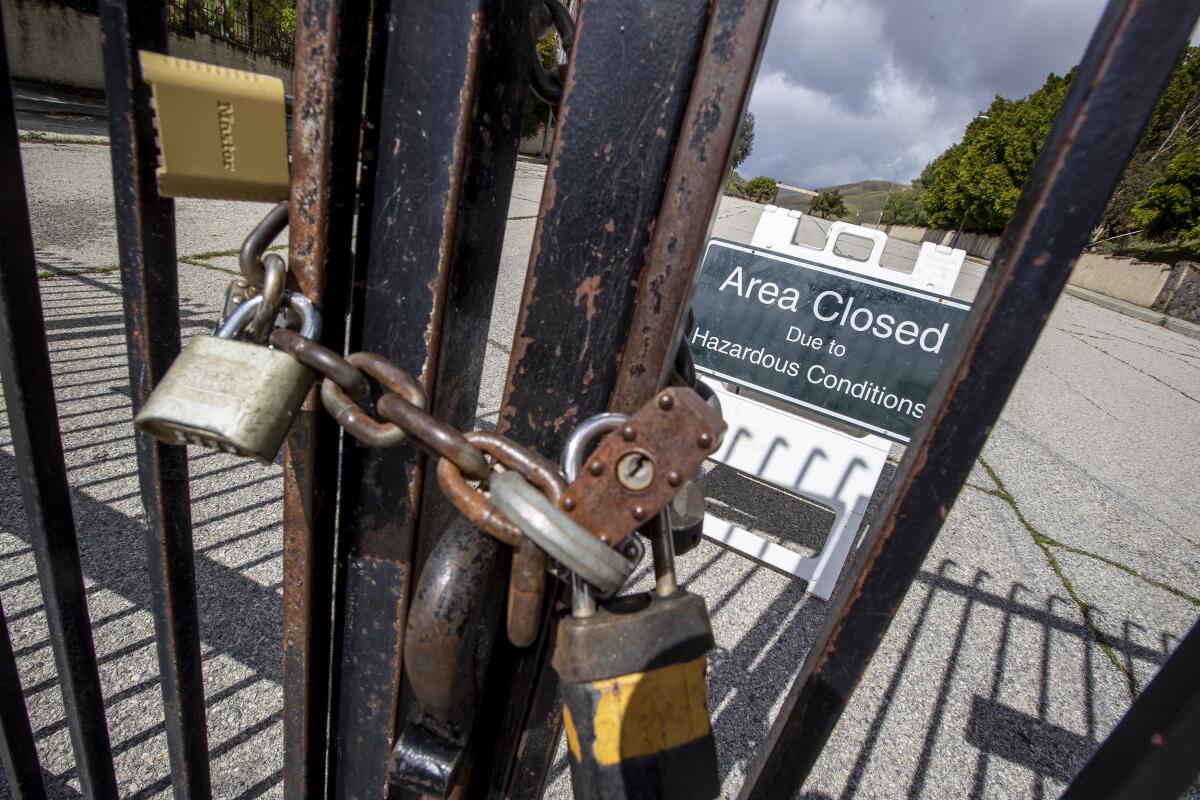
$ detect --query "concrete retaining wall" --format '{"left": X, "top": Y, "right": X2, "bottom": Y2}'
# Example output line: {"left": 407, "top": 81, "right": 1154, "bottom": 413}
{"left": 867, "top": 223, "right": 1001, "bottom": 260}
{"left": 1068, "top": 253, "right": 1172, "bottom": 308}
{"left": 2, "top": 0, "right": 292, "bottom": 92}
{"left": 1153, "top": 261, "right": 1200, "bottom": 324}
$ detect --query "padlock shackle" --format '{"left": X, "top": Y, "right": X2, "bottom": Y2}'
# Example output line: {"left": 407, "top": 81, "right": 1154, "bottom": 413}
{"left": 239, "top": 201, "right": 289, "bottom": 285}
{"left": 561, "top": 412, "right": 627, "bottom": 482}
{"left": 217, "top": 292, "right": 321, "bottom": 341}
{"left": 560, "top": 410, "right": 679, "bottom": 604}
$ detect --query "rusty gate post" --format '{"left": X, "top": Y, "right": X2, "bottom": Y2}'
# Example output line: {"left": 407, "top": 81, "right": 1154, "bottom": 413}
{"left": 327, "top": 0, "right": 531, "bottom": 795}
{"left": 465, "top": 0, "right": 717, "bottom": 793}
{"left": 283, "top": 2, "right": 370, "bottom": 798}
{"left": 99, "top": 1, "right": 211, "bottom": 795}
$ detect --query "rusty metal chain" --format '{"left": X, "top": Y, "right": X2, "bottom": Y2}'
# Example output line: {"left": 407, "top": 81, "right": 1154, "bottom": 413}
{"left": 218, "top": 201, "right": 293, "bottom": 343}
{"left": 268, "top": 330, "right": 575, "bottom": 646}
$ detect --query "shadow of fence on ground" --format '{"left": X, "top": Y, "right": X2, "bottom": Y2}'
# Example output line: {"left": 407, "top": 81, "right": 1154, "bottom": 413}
{"left": 0, "top": 270, "right": 1186, "bottom": 799}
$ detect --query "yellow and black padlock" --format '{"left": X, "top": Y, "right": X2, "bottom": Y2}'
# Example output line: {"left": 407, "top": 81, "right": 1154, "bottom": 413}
{"left": 551, "top": 581, "right": 720, "bottom": 800}
{"left": 551, "top": 414, "right": 720, "bottom": 800}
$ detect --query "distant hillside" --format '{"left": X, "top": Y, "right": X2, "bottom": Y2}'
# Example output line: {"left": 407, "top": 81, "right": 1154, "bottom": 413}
{"left": 817, "top": 179, "right": 910, "bottom": 223}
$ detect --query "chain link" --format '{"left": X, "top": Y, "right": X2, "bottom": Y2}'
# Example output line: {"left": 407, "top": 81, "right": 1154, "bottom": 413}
{"left": 268, "top": 333, "right": 568, "bottom": 647}
{"left": 267, "top": 330, "right": 567, "bottom": 555}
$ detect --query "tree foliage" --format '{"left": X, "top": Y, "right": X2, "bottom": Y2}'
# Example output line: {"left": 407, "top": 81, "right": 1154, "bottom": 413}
{"left": 1132, "top": 148, "right": 1200, "bottom": 241}
{"left": 811, "top": 189, "right": 848, "bottom": 220}
{"left": 1100, "top": 47, "right": 1200, "bottom": 235}
{"left": 732, "top": 112, "right": 755, "bottom": 169}
{"left": 744, "top": 175, "right": 776, "bottom": 203}
{"left": 920, "top": 73, "right": 1071, "bottom": 233}
{"left": 917, "top": 47, "right": 1200, "bottom": 239}
{"left": 881, "top": 189, "right": 927, "bottom": 226}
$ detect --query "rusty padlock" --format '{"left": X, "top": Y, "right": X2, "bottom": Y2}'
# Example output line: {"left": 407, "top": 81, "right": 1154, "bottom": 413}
{"left": 557, "top": 386, "right": 725, "bottom": 548}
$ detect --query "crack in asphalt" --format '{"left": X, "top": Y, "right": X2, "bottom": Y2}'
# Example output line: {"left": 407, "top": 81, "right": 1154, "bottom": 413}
{"left": 967, "top": 459, "right": 1140, "bottom": 697}
{"left": 970, "top": 456, "right": 1199, "bottom": 698}
{"left": 1057, "top": 322, "right": 1200, "bottom": 370}
{"left": 1060, "top": 329, "right": 1200, "bottom": 405}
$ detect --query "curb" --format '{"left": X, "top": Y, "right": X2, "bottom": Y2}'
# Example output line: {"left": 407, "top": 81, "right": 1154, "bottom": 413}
{"left": 19, "top": 130, "right": 110, "bottom": 145}
{"left": 1062, "top": 285, "right": 1200, "bottom": 340}
{"left": 14, "top": 97, "right": 106, "bottom": 118}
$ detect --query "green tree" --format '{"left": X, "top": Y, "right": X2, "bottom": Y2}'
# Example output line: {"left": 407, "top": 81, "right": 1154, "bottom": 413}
{"left": 921, "top": 72, "right": 1072, "bottom": 233}
{"left": 1100, "top": 47, "right": 1200, "bottom": 234}
{"left": 811, "top": 189, "right": 848, "bottom": 220}
{"left": 732, "top": 112, "right": 755, "bottom": 169}
{"left": 881, "top": 188, "right": 926, "bottom": 226}
{"left": 744, "top": 175, "right": 776, "bottom": 203}
{"left": 1132, "top": 148, "right": 1200, "bottom": 240}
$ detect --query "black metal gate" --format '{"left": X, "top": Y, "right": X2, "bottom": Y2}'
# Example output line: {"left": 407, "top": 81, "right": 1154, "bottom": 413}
{"left": 0, "top": 0, "right": 1197, "bottom": 798}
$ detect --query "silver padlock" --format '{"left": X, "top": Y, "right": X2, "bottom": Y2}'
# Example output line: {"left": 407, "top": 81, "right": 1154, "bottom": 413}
{"left": 135, "top": 292, "right": 321, "bottom": 464}
{"left": 669, "top": 468, "right": 706, "bottom": 555}
{"left": 671, "top": 381, "right": 721, "bottom": 554}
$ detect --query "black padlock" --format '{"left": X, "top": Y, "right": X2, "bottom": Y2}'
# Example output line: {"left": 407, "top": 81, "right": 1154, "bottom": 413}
{"left": 552, "top": 589, "right": 720, "bottom": 800}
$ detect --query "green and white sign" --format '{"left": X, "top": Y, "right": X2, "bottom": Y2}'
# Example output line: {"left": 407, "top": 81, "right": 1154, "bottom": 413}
{"left": 689, "top": 239, "right": 972, "bottom": 443}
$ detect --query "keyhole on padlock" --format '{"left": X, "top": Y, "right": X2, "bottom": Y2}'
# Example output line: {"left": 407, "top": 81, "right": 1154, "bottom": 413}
{"left": 615, "top": 451, "right": 655, "bottom": 491}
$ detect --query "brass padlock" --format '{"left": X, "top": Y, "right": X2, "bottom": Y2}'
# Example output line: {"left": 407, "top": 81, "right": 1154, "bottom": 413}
{"left": 135, "top": 292, "right": 321, "bottom": 463}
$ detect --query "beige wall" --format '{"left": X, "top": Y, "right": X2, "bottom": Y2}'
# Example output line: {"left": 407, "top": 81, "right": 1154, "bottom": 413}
{"left": 1068, "top": 253, "right": 1172, "bottom": 308}
{"left": 865, "top": 223, "right": 1001, "bottom": 260}
{"left": 3, "top": 0, "right": 291, "bottom": 92}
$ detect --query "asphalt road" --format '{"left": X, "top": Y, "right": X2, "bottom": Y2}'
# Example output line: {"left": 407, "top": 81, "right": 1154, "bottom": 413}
{"left": 1, "top": 138, "right": 1197, "bottom": 799}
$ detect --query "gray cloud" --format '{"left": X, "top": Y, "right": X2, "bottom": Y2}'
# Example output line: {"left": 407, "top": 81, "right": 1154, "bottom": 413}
{"left": 742, "top": 0, "right": 1110, "bottom": 188}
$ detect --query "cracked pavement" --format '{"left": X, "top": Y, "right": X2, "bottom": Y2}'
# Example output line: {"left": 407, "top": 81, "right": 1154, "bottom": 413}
{"left": 1, "top": 139, "right": 1197, "bottom": 798}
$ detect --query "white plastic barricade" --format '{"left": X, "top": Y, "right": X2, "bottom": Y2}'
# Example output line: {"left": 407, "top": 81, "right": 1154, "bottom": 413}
{"left": 700, "top": 206, "right": 965, "bottom": 598}
{"left": 702, "top": 378, "right": 890, "bottom": 599}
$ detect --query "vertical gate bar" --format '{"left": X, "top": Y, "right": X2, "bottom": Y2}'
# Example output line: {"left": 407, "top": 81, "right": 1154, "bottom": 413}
{"left": 329, "top": 1, "right": 496, "bottom": 794}
{"left": 740, "top": 1, "right": 1200, "bottom": 797}
{"left": 609, "top": 0, "right": 778, "bottom": 413}
{"left": 0, "top": 14, "right": 117, "bottom": 798}
{"left": 98, "top": 1, "right": 212, "bottom": 796}
{"left": 407, "top": 0, "right": 534, "bottom": 581}
{"left": 1060, "top": 618, "right": 1200, "bottom": 798}
{"left": 323, "top": 11, "right": 393, "bottom": 794}
{"left": 0, "top": 600, "right": 45, "bottom": 800}
{"left": 468, "top": 0, "right": 713, "bottom": 792}
{"left": 283, "top": 2, "right": 369, "bottom": 797}
{"left": 386, "top": 0, "right": 537, "bottom": 777}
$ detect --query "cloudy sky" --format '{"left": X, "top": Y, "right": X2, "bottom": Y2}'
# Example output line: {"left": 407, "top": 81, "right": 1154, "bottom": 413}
{"left": 739, "top": 0, "right": 1124, "bottom": 188}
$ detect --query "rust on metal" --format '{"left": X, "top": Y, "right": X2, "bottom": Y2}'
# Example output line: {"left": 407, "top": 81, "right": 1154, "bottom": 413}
{"left": 376, "top": 392, "right": 490, "bottom": 480}
{"left": 281, "top": 2, "right": 370, "bottom": 797}
{"left": 609, "top": 0, "right": 779, "bottom": 414}
{"left": 436, "top": 430, "right": 567, "bottom": 548}
{"left": 320, "top": 353, "right": 427, "bottom": 447}
{"left": 239, "top": 200, "right": 288, "bottom": 286}
{"left": 271, "top": 328, "right": 370, "bottom": 400}
{"left": 403, "top": 519, "right": 503, "bottom": 735}
{"left": 472, "top": 0, "right": 715, "bottom": 791}
{"left": 559, "top": 388, "right": 724, "bottom": 544}
{"left": 437, "top": 459, "right": 524, "bottom": 548}
{"left": 507, "top": 538, "right": 547, "bottom": 648}
{"left": 435, "top": 430, "right": 562, "bottom": 646}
